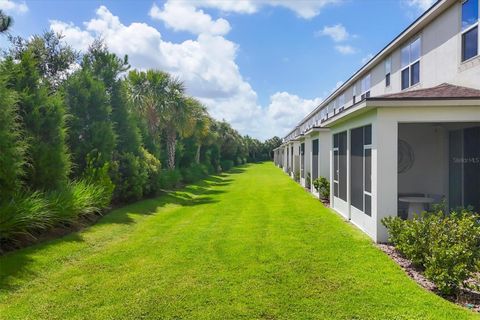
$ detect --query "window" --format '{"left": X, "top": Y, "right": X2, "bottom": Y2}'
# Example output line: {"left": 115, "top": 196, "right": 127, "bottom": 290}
{"left": 338, "top": 94, "right": 345, "bottom": 112}
{"left": 352, "top": 84, "right": 357, "bottom": 104}
{"left": 462, "top": 0, "right": 479, "bottom": 61}
{"left": 360, "top": 74, "right": 371, "bottom": 100}
{"left": 350, "top": 125, "right": 372, "bottom": 216}
{"left": 401, "top": 37, "right": 421, "bottom": 90}
{"left": 385, "top": 57, "right": 391, "bottom": 87}
{"left": 333, "top": 131, "right": 347, "bottom": 201}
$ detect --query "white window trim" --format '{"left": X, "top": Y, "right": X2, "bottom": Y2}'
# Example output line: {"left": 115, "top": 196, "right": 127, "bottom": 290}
{"left": 460, "top": 0, "right": 480, "bottom": 63}
{"left": 401, "top": 37, "right": 422, "bottom": 90}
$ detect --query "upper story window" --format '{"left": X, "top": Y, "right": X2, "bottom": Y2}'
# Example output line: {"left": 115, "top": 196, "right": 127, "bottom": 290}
{"left": 385, "top": 57, "right": 391, "bottom": 87}
{"left": 360, "top": 74, "right": 371, "bottom": 99}
{"left": 339, "top": 94, "right": 345, "bottom": 109}
{"left": 462, "top": 0, "right": 479, "bottom": 61}
{"left": 401, "top": 37, "right": 421, "bottom": 90}
{"left": 352, "top": 84, "right": 357, "bottom": 104}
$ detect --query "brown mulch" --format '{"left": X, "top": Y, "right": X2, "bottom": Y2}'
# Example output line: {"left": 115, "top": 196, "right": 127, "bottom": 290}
{"left": 378, "top": 243, "right": 480, "bottom": 313}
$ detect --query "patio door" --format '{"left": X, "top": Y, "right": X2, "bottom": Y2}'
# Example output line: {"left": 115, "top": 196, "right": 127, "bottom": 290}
{"left": 449, "top": 126, "right": 480, "bottom": 211}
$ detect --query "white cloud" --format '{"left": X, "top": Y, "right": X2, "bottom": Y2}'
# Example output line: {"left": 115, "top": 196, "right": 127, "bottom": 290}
{"left": 50, "top": 20, "right": 94, "bottom": 51}
{"left": 263, "top": 92, "right": 322, "bottom": 136}
{"left": 361, "top": 53, "right": 374, "bottom": 64}
{"left": 149, "top": 2, "right": 230, "bottom": 36}
{"left": 0, "top": 0, "right": 28, "bottom": 14}
{"left": 49, "top": 5, "right": 322, "bottom": 139}
{"left": 404, "top": 0, "right": 436, "bottom": 11}
{"left": 188, "top": 0, "right": 340, "bottom": 19}
{"left": 315, "top": 24, "right": 349, "bottom": 42}
{"left": 335, "top": 45, "right": 357, "bottom": 55}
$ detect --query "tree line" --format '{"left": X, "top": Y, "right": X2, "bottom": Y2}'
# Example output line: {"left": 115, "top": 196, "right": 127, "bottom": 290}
{"left": 0, "top": 13, "right": 281, "bottom": 248}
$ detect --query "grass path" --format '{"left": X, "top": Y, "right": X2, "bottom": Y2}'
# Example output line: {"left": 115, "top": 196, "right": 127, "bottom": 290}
{"left": 0, "top": 162, "right": 478, "bottom": 319}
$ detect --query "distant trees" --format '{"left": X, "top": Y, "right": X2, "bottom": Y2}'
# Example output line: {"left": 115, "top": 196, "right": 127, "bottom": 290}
{"left": 0, "top": 31, "right": 280, "bottom": 246}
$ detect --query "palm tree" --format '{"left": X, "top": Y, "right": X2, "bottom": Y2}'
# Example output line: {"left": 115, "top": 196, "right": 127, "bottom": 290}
{"left": 159, "top": 77, "right": 194, "bottom": 170}
{"left": 0, "top": 10, "right": 13, "bottom": 33}
{"left": 186, "top": 98, "right": 211, "bottom": 164}
{"left": 127, "top": 70, "right": 169, "bottom": 143}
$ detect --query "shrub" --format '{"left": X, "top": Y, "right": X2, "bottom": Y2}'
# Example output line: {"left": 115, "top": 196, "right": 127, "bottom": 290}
{"left": 382, "top": 209, "right": 480, "bottom": 296}
{"left": 313, "top": 177, "right": 330, "bottom": 200}
{"left": 159, "top": 169, "right": 182, "bottom": 189}
{"left": 220, "top": 160, "right": 234, "bottom": 172}
{"left": 181, "top": 164, "right": 208, "bottom": 183}
{"left": 140, "top": 147, "right": 162, "bottom": 196}
{"left": 112, "top": 152, "right": 147, "bottom": 202}
{"left": 0, "top": 192, "right": 53, "bottom": 241}
{"left": 48, "top": 179, "right": 112, "bottom": 223}
{"left": 0, "top": 179, "right": 113, "bottom": 244}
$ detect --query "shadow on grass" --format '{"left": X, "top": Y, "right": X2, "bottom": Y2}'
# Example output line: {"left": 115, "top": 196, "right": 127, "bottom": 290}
{"left": 0, "top": 171, "right": 238, "bottom": 294}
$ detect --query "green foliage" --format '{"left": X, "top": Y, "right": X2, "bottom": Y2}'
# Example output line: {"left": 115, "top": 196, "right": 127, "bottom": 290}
{"left": 7, "top": 31, "right": 78, "bottom": 88}
{"left": 64, "top": 69, "right": 116, "bottom": 177}
{"left": 159, "top": 169, "right": 182, "bottom": 189}
{"left": 8, "top": 51, "right": 71, "bottom": 190}
{"left": 382, "top": 209, "right": 480, "bottom": 295}
{"left": 181, "top": 164, "right": 208, "bottom": 183}
{"left": 220, "top": 160, "right": 234, "bottom": 172}
{"left": 0, "top": 75, "right": 26, "bottom": 199}
{"left": 112, "top": 152, "right": 147, "bottom": 202}
{"left": 0, "top": 192, "right": 52, "bottom": 241}
{"left": 0, "top": 179, "right": 111, "bottom": 243}
{"left": 0, "top": 35, "right": 282, "bottom": 246}
{"left": 313, "top": 177, "right": 330, "bottom": 200}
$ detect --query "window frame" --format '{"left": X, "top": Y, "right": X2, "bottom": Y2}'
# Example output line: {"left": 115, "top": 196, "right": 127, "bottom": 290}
{"left": 385, "top": 56, "right": 391, "bottom": 87}
{"left": 461, "top": 0, "right": 479, "bottom": 62}
{"left": 360, "top": 74, "right": 371, "bottom": 100}
{"left": 401, "top": 37, "right": 422, "bottom": 90}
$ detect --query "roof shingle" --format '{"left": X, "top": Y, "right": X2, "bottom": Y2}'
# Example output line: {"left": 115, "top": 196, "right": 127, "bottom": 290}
{"left": 370, "top": 83, "right": 480, "bottom": 100}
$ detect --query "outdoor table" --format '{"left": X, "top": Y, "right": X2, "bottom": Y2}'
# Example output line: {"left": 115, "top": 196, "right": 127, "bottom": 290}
{"left": 398, "top": 196, "right": 434, "bottom": 220}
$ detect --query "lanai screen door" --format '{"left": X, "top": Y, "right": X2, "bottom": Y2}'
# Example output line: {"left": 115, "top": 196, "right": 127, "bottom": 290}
{"left": 449, "top": 125, "right": 480, "bottom": 212}
{"left": 312, "top": 139, "right": 319, "bottom": 180}
{"left": 300, "top": 143, "right": 305, "bottom": 178}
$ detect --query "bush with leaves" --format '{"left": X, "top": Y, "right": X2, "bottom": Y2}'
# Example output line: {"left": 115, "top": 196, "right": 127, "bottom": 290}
{"left": 382, "top": 208, "right": 480, "bottom": 296}
{"left": 313, "top": 177, "right": 330, "bottom": 200}
{"left": 220, "top": 160, "right": 234, "bottom": 172}
{"left": 0, "top": 75, "right": 26, "bottom": 200}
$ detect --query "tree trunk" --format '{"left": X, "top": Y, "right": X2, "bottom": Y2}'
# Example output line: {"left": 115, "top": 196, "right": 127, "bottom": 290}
{"left": 195, "top": 144, "right": 201, "bottom": 164}
{"left": 166, "top": 129, "right": 176, "bottom": 170}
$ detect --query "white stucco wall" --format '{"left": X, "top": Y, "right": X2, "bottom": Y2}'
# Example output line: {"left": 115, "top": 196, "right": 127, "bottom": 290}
{"left": 375, "top": 105, "right": 480, "bottom": 242}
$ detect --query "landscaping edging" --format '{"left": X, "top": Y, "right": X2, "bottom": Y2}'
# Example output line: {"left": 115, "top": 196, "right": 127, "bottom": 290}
{"left": 378, "top": 243, "right": 480, "bottom": 313}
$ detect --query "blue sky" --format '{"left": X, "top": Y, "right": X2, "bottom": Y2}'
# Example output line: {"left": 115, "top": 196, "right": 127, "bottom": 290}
{"left": 1, "top": 0, "right": 436, "bottom": 140}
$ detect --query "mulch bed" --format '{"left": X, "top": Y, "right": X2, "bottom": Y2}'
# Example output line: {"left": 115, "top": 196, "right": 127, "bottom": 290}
{"left": 378, "top": 243, "right": 480, "bottom": 313}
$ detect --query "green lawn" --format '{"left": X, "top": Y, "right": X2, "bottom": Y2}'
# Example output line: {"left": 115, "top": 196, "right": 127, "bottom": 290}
{"left": 0, "top": 163, "right": 477, "bottom": 319}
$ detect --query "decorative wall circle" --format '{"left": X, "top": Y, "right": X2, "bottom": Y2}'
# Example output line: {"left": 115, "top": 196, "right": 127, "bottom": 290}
{"left": 398, "top": 139, "right": 414, "bottom": 173}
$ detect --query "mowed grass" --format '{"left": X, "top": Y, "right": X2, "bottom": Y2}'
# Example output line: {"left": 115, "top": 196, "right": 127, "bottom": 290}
{"left": 0, "top": 163, "right": 477, "bottom": 319}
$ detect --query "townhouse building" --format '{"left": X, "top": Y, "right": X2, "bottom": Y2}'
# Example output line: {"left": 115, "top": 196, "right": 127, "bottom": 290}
{"left": 273, "top": 0, "right": 480, "bottom": 242}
